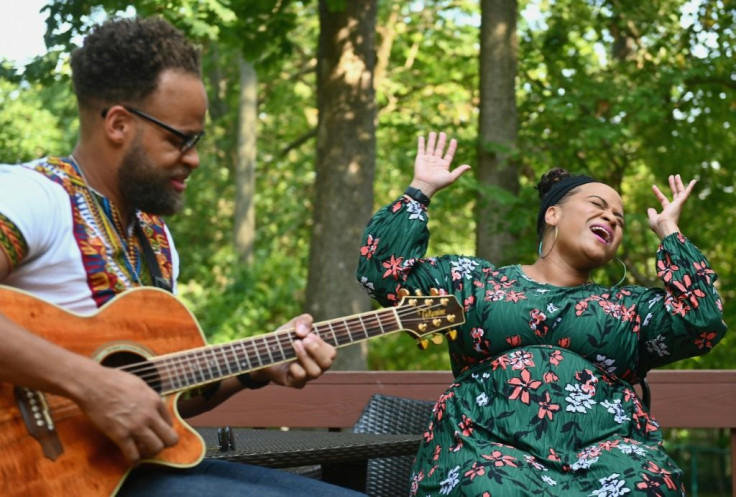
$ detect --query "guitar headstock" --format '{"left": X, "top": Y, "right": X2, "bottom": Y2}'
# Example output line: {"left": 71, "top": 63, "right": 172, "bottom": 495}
{"left": 396, "top": 288, "right": 465, "bottom": 349}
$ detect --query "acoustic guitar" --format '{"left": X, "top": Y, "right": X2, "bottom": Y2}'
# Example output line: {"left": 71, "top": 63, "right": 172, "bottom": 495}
{"left": 0, "top": 285, "right": 463, "bottom": 496}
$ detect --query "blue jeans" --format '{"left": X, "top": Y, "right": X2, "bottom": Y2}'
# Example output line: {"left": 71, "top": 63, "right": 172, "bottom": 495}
{"left": 118, "top": 458, "right": 367, "bottom": 497}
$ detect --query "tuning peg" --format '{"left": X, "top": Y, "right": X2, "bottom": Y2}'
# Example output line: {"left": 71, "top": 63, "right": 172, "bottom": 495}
{"left": 429, "top": 288, "right": 439, "bottom": 296}
{"left": 414, "top": 289, "right": 424, "bottom": 296}
{"left": 447, "top": 314, "right": 457, "bottom": 323}
{"left": 398, "top": 288, "right": 410, "bottom": 298}
{"left": 417, "top": 339, "right": 429, "bottom": 350}
{"left": 430, "top": 334, "right": 444, "bottom": 345}
{"left": 446, "top": 330, "right": 458, "bottom": 341}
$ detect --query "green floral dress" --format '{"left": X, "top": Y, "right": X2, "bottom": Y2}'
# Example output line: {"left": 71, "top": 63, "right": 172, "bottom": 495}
{"left": 356, "top": 197, "right": 727, "bottom": 497}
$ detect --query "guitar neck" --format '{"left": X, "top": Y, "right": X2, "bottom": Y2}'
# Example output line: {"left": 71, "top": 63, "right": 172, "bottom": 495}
{"left": 146, "top": 307, "right": 400, "bottom": 395}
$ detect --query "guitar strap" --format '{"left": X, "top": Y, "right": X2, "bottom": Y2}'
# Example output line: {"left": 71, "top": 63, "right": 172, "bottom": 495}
{"left": 135, "top": 223, "right": 173, "bottom": 293}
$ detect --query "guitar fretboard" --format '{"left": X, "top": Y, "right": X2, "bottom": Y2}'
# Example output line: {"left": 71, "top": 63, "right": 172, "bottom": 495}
{"left": 142, "top": 307, "right": 401, "bottom": 394}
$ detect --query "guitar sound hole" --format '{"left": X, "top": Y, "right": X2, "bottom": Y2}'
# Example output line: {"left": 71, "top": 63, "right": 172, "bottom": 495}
{"left": 101, "top": 351, "right": 163, "bottom": 393}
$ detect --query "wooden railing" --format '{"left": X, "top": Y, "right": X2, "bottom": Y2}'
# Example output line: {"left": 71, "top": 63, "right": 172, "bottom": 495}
{"left": 189, "top": 369, "right": 736, "bottom": 494}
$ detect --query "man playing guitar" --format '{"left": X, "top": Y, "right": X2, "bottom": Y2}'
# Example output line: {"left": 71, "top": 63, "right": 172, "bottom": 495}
{"left": 0, "top": 16, "right": 364, "bottom": 497}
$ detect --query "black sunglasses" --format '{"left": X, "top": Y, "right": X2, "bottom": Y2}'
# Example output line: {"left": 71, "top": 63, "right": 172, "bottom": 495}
{"left": 101, "top": 106, "right": 205, "bottom": 153}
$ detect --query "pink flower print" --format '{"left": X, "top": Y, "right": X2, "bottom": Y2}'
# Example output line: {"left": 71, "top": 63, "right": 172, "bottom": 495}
{"left": 693, "top": 260, "right": 715, "bottom": 284}
{"left": 529, "top": 309, "right": 549, "bottom": 337}
{"left": 435, "top": 393, "right": 454, "bottom": 421}
{"left": 635, "top": 473, "right": 662, "bottom": 493}
{"left": 433, "top": 444, "right": 442, "bottom": 461}
{"left": 543, "top": 371, "right": 559, "bottom": 383}
{"left": 471, "top": 327, "right": 490, "bottom": 353}
{"left": 537, "top": 391, "right": 560, "bottom": 420}
{"left": 458, "top": 414, "right": 474, "bottom": 436}
{"left": 464, "top": 463, "right": 486, "bottom": 480}
{"left": 449, "top": 438, "right": 464, "bottom": 452}
{"left": 694, "top": 331, "right": 718, "bottom": 350}
{"left": 656, "top": 254, "right": 679, "bottom": 283}
{"left": 360, "top": 234, "right": 379, "bottom": 259}
{"left": 575, "top": 300, "right": 589, "bottom": 316}
{"left": 672, "top": 274, "right": 706, "bottom": 309}
{"left": 464, "top": 295, "right": 476, "bottom": 311}
{"left": 385, "top": 283, "right": 404, "bottom": 303}
{"left": 491, "top": 355, "right": 511, "bottom": 371}
{"left": 549, "top": 350, "right": 563, "bottom": 366}
{"left": 575, "top": 369, "right": 599, "bottom": 396}
{"left": 485, "top": 289, "right": 505, "bottom": 301}
{"left": 505, "top": 290, "right": 526, "bottom": 303}
{"left": 508, "top": 369, "right": 542, "bottom": 404}
{"left": 598, "top": 440, "right": 620, "bottom": 451}
{"left": 481, "top": 450, "right": 519, "bottom": 467}
{"left": 598, "top": 299, "right": 620, "bottom": 317}
{"left": 645, "top": 461, "right": 678, "bottom": 490}
{"left": 620, "top": 304, "right": 637, "bottom": 323}
{"left": 665, "top": 292, "right": 690, "bottom": 317}
{"left": 382, "top": 255, "right": 405, "bottom": 280}
{"left": 547, "top": 448, "right": 561, "bottom": 461}
{"left": 508, "top": 350, "right": 535, "bottom": 370}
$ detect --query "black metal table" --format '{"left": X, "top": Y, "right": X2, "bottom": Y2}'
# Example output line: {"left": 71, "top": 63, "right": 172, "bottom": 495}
{"left": 196, "top": 428, "right": 422, "bottom": 492}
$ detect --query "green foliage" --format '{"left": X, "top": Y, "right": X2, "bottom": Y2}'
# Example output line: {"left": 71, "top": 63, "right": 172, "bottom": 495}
{"left": 0, "top": 79, "right": 75, "bottom": 163}
{"left": 166, "top": 0, "right": 321, "bottom": 347}
{"left": 7, "top": 0, "right": 735, "bottom": 372}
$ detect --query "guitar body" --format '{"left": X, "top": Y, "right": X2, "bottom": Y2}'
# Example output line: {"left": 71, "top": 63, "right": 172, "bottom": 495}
{"left": 0, "top": 287, "right": 208, "bottom": 497}
{"left": 0, "top": 284, "right": 465, "bottom": 496}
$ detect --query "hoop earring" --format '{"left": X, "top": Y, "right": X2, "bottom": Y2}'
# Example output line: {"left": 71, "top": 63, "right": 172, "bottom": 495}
{"left": 591, "top": 257, "right": 628, "bottom": 288}
{"left": 612, "top": 257, "right": 628, "bottom": 288}
{"left": 538, "top": 226, "right": 558, "bottom": 259}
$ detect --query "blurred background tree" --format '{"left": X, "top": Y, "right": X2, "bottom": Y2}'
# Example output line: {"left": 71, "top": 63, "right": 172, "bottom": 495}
{"left": 1, "top": 0, "right": 732, "bottom": 372}
{"left": 2, "top": 2, "right": 733, "bottom": 492}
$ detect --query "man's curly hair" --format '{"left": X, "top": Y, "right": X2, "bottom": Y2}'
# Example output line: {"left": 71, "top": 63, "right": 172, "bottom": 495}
{"left": 71, "top": 17, "right": 201, "bottom": 108}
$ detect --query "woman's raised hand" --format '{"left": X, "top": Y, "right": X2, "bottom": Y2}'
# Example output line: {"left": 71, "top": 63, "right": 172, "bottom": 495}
{"left": 410, "top": 131, "right": 471, "bottom": 198}
{"left": 647, "top": 174, "right": 697, "bottom": 240}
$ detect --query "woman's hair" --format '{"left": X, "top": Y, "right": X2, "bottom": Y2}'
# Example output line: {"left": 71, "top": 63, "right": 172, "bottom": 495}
{"left": 535, "top": 168, "right": 598, "bottom": 240}
{"left": 536, "top": 168, "right": 573, "bottom": 200}
{"left": 71, "top": 17, "right": 201, "bottom": 109}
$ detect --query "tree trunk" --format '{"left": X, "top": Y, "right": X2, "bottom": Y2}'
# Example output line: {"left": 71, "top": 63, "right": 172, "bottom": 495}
{"left": 234, "top": 57, "right": 257, "bottom": 264}
{"left": 476, "top": 0, "right": 520, "bottom": 264}
{"left": 374, "top": 2, "right": 399, "bottom": 89}
{"left": 306, "top": 0, "right": 378, "bottom": 370}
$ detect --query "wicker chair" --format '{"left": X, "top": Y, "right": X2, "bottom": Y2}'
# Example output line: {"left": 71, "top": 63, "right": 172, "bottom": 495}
{"left": 352, "top": 394, "right": 435, "bottom": 497}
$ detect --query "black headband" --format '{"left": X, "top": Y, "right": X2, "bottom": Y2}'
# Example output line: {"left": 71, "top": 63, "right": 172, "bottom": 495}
{"left": 536, "top": 175, "right": 598, "bottom": 239}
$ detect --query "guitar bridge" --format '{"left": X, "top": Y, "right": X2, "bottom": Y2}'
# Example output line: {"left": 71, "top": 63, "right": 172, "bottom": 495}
{"left": 14, "top": 386, "right": 64, "bottom": 460}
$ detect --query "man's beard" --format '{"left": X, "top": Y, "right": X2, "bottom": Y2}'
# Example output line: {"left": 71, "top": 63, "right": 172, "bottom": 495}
{"left": 118, "top": 142, "right": 185, "bottom": 216}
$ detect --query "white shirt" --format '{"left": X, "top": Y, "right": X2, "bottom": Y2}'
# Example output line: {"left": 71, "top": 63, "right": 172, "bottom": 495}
{"left": 0, "top": 162, "right": 179, "bottom": 315}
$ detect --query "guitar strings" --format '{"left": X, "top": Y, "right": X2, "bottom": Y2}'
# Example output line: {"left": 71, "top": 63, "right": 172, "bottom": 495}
{"left": 118, "top": 307, "right": 432, "bottom": 388}
{"left": 46, "top": 302, "right": 456, "bottom": 420}
{"left": 114, "top": 302, "right": 455, "bottom": 393}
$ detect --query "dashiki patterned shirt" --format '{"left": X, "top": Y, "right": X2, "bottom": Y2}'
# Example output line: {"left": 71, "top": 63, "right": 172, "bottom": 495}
{"left": 356, "top": 196, "right": 727, "bottom": 497}
{"left": 0, "top": 156, "right": 177, "bottom": 314}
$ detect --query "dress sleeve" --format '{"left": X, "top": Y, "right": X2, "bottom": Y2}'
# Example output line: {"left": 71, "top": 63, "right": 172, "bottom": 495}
{"left": 636, "top": 232, "right": 727, "bottom": 370}
{"left": 356, "top": 196, "right": 492, "bottom": 308}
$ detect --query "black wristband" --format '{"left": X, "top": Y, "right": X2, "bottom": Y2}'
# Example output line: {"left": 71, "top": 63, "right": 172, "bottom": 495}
{"left": 404, "top": 186, "right": 431, "bottom": 207}
{"left": 236, "top": 372, "right": 270, "bottom": 390}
